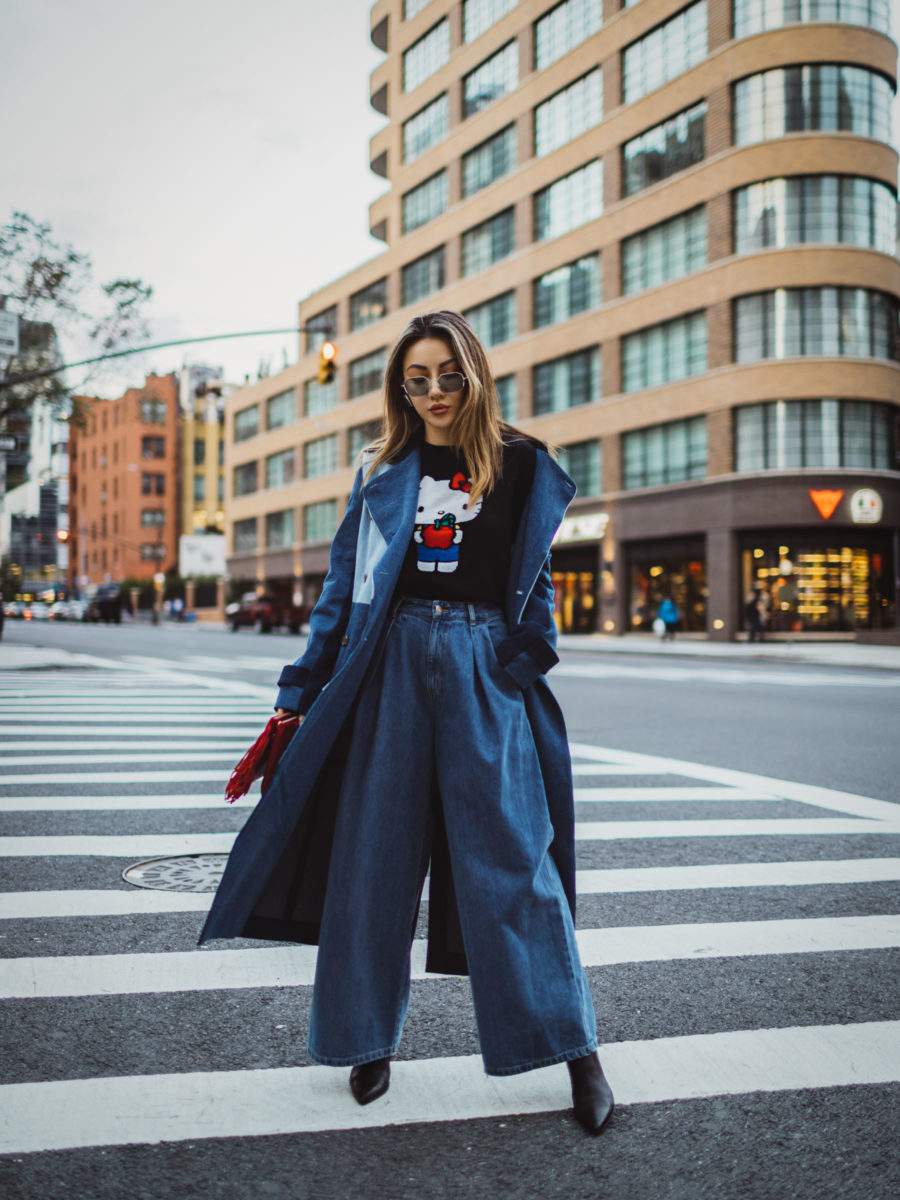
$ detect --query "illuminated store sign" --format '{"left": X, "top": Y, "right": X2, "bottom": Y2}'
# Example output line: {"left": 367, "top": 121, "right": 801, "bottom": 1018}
{"left": 553, "top": 512, "right": 609, "bottom": 544}
{"left": 850, "top": 489, "right": 883, "bottom": 524}
{"left": 809, "top": 489, "right": 843, "bottom": 520}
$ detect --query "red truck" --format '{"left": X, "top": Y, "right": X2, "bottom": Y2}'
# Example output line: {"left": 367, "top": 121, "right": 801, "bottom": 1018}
{"left": 226, "top": 592, "right": 309, "bottom": 634}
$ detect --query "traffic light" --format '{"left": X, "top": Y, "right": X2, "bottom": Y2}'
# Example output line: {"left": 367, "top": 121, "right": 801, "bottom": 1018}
{"left": 56, "top": 529, "right": 69, "bottom": 543}
{"left": 318, "top": 341, "right": 337, "bottom": 385}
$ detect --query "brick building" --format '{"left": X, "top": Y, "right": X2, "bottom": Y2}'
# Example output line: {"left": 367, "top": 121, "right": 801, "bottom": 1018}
{"left": 224, "top": 0, "right": 899, "bottom": 638}
{"left": 68, "top": 374, "right": 180, "bottom": 590}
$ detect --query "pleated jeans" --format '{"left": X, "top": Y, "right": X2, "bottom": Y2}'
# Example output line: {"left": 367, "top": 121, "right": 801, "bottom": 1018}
{"left": 307, "top": 597, "right": 598, "bottom": 1076}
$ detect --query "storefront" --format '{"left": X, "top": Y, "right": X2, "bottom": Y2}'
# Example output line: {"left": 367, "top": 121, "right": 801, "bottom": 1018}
{"left": 551, "top": 512, "right": 607, "bottom": 633}
{"left": 626, "top": 536, "right": 708, "bottom": 633}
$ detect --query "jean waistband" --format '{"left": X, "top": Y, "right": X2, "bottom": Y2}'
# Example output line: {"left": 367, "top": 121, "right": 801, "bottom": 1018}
{"left": 394, "top": 596, "right": 504, "bottom": 625}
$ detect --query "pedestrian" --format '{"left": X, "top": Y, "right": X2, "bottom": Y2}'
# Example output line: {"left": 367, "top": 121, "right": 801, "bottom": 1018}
{"left": 656, "top": 595, "right": 679, "bottom": 641}
{"left": 746, "top": 587, "right": 765, "bottom": 642}
{"left": 199, "top": 311, "right": 613, "bottom": 1135}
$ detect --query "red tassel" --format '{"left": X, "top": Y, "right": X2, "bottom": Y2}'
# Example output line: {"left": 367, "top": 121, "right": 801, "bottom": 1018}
{"left": 224, "top": 715, "right": 301, "bottom": 803}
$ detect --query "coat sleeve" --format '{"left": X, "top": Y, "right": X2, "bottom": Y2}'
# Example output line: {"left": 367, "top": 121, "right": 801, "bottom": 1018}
{"left": 274, "top": 467, "right": 364, "bottom": 714}
{"left": 493, "top": 553, "right": 560, "bottom": 690}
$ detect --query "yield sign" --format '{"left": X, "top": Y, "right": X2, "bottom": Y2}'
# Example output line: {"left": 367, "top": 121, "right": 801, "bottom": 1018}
{"left": 809, "top": 489, "right": 843, "bottom": 519}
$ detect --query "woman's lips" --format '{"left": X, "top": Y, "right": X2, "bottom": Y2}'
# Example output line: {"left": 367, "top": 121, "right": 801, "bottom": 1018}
{"left": 429, "top": 404, "right": 449, "bottom": 414}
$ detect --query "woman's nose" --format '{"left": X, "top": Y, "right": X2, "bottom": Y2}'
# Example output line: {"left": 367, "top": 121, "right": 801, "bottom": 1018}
{"left": 429, "top": 376, "right": 444, "bottom": 395}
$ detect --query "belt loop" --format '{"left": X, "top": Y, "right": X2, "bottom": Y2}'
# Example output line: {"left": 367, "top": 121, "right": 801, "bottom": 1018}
{"left": 467, "top": 602, "right": 476, "bottom": 625}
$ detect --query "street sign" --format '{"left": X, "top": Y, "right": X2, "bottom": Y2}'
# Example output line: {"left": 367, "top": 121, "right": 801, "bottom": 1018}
{"left": 0, "top": 312, "right": 19, "bottom": 356}
{"left": 0, "top": 435, "right": 16, "bottom": 451}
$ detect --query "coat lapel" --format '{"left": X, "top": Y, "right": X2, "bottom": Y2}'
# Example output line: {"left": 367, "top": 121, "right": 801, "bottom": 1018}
{"left": 506, "top": 451, "right": 576, "bottom": 624}
{"left": 362, "top": 442, "right": 421, "bottom": 548}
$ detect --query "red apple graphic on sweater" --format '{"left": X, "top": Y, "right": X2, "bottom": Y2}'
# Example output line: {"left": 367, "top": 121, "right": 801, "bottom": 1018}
{"left": 413, "top": 474, "right": 483, "bottom": 573}
{"left": 423, "top": 519, "right": 455, "bottom": 549}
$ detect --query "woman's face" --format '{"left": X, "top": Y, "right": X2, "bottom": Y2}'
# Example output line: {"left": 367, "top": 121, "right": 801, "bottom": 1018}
{"left": 401, "top": 336, "right": 467, "bottom": 445}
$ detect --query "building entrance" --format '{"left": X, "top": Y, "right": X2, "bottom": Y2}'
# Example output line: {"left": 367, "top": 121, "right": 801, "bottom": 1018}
{"left": 627, "top": 536, "right": 707, "bottom": 633}
{"left": 551, "top": 547, "right": 598, "bottom": 633}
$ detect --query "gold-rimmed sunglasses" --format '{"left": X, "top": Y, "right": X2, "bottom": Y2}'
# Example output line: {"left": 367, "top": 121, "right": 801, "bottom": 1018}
{"left": 401, "top": 372, "right": 467, "bottom": 399}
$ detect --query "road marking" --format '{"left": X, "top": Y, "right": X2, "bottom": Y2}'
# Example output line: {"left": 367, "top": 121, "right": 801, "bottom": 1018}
{"left": 0, "top": 714, "right": 267, "bottom": 725}
{"left": 575, "top": 818, "right": 900, "bottom": 839}
{"left": 0, "top": 770, "right": 232, "bottom": 785}
{"left": 0, "top": 1020, "right": 897, "bottom": 1153}
{"left": 570, "top": 763, "right": 674, "bottom": 775}
{"left": 575, "top": 787, "right": 777, "bottom": 802}
{"left": 554, "top": 663, "right": 900, "bottom": 688}
{"left": 0, "top": 700, "right": 265, "bottom": 711}
{"left": 0, "top": 793, "right": 250, "bottom": 811}
{"left": 0, "top": 728, "right": 261, "bottom": 740}
{"left": 0, "top": 740, "right": 253, "bottom": 752}
{"left": 0, "top": 752, "right": 245, "bottom": 766}
{"left": 4, "top": 860, "right": 899, "bottom": 919}
{"left": 3, "top": 915, "right": 897, "bottom": 998}
{"left": 0, "top": 833, "right": 237, "bottom": 857}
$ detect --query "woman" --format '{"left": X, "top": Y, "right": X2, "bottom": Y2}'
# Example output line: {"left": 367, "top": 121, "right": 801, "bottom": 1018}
{"left": 200, "top": 311, "right": 613, "bottom": 1135}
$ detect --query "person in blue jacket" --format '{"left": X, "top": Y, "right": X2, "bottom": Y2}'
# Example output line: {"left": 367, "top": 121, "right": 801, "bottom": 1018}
{"left": 656, "top": 596, "right": 679, "bottom": 641}
{"left": 199, "top": 311, "right": 613, "bottom": 1135}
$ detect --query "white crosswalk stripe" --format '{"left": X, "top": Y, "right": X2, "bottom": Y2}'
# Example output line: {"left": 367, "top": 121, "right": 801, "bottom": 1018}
{"left": 0, "top": 661, "right": 898, "bottom": 1157}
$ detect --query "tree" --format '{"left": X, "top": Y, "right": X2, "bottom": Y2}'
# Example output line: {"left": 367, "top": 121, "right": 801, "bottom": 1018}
{"left": 0, "top": 211, "right": 153, "bottom": 424}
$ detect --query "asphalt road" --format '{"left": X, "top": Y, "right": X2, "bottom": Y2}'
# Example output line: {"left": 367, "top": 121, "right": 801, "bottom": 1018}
{"left": 0, "top": 621, "right": 898, "bottom": 1199}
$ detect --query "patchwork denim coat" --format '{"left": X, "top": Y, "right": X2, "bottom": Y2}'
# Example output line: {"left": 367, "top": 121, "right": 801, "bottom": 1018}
{"left": 198, "top": 435, "right": 578, "bottom": 974}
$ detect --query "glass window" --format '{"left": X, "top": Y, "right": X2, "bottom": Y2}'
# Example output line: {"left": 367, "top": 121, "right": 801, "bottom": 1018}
{"left": 734, "top": 288, "right": 897, "bottom": 362}
{"left": 622, "top": 312, "right": 707, "bottom": 392}
{"left": 349, "top": 420, "right": 383, "bottom": 461}
{"left": 141, "top": 473, "right": 165, "bottom": 496}
{"left": 233, "top": 461, "right": 258, "bottom": 497}
{"left": 402, "top": 170, "right": 448, "bottom": 233}
{"left": 462, "top": 125, "right": 517, "bottom": 197}
{"left": 350, "top": 279, "right": 388, "bottom": 331}
{"left": 304, "top": 377, "right": 337, "bottom": 416}
{"left": 193, "top": 475, "right": 205, "bottom": 503}
{"left": 403, "top": 94, "right": 449, "bottom": 162}
{"left": 234, "top": 405, "right": 259, "bottom": 442}
{"left": 495, "top": 374, "right": 517, "bottom": 421}
{"left": 533, "top": 348, "right": 600, "bottom": 415}
{"left": 304, "top": 307, "right": 336, "bottom": 354}
{"left": 461, "top": 208, "right": 515, "bottom": 276}
{"left": 140, "top": 400, "right": 167, "bottom": 423}
{"left": 349, "top": 348, "right": 387, "bottom": 399}
{"left": 535, "top": 0, "right": 603, "bottom": 71}
{"left": 735, "top": 399, "right": 894, "bottom": 470}
{"left": 734, "top": 65, "right": 894, "bottom": 146}
{"left": 463, "top": 41, "right": 518, "bottom": 117}
{"left": 140, "top": 435, "right": 165, "bottom": 458}
{"left": 534, "top": 69, "right": 603, "bottom": 157}
{"left": 463, "top": 291, "right": 516, "bottom": 346}
{"left": 623, "top": 3, "right": 707, "bottom": 105}
{"left": 265, "top": 509, "right": 294, "bottom": 548}
{"left": 266, "top": 389, "right": 296, "bottom": 430}
{"left": 558, "top": 439, "right": 602, "bottom": 496}
{"left": 233, "top": 517, "right": 257, "bottom": 553}
{"left": 304, "top": 499, "right": 338, "bottom": 543}
{"left": 534, "top": 255, "right": 601, "bottom": 326}
{"left": 734, "top": 176, "right": 897, "bottom": 255}
{"left": 734, "top": 0, "right": 892, "bottom": 38}
{"left": 265, "top": 448, "right": 295, "bottom": 489}
{"left": 404, "top": 0, "right": 431, "bottom": 20}
{"left": 403, "top": 20, "right": 450, "bottom": 93}
{"left": 140, "top": 509, "right": 165, "bottom": 527}
{"left": 402, "top": 246, "right": 446, "bottom": 305}
{"left": 303, "top": 435, "right": 338, "bottom": 479}
{"left": 622, "top": 207, "right": 707, "bottom": 294}
{"left": 622, "top": 417, "right": 707, "bottom": 488}
{"left": 193, "top": 438, "right": 206, "bottom": 466}
{"left": 534, "top": 159, "right": 603, "bottom": 241}
{"left": 464, "top": 0, "right": 517, "bottom": 42}
{"left": 623, "top": 102, "right": 706, "bottom": 197}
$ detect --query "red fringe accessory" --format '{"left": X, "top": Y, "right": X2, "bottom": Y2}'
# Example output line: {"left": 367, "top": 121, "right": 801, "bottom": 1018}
{"left": 224, "top": 715, "right": 301, "bottom": 803}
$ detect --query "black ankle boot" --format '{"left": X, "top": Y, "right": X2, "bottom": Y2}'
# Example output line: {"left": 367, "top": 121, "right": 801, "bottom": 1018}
{"left": 349, "top": 1057, "right": 391, "bottom": 1106}
{"left": 567, "top": 1053, "right": 614, "bottom": 1134}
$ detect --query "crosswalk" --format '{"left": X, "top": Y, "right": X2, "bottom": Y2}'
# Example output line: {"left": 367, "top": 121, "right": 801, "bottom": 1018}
{"left": 0, "top": 664, "right": 899, "bottom": 1158}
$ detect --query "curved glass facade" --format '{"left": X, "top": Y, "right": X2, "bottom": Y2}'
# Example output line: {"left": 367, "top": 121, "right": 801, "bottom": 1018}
{"left": 734, "top": 398, "right": 895, "bottom": 470}
{"left": 734, "top": 176, "right": 897, "bottom": 254}
{"left": 734, "top": 0, "right": 892, "bottom": 38}
{"left": 734, "top": 288, "right": 897, "bottom": 362}
{"left": 733, "top": 65, "right": 894, "bottom": 145}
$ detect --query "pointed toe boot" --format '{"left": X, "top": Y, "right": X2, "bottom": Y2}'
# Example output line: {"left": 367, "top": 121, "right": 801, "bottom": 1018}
{"left": 349, "top": 1057, "right": 391, "bottom": 1106}
{"left": 567, "top": 1052, "right": 614, "bottom": 1135}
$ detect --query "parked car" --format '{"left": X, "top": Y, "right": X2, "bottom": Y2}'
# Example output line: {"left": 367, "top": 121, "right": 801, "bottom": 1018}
{"left": 85, "top": 584, "right": 123, "bottom": 624}
{"left": 48, "top": 601, "right": 71, "bottom": 620}
{"left": 67, "top": 598, "right": 88, "bottom": 621}
{"left": 226, "top": 592, "right": 309, "bottom": 634}
{"left": 2, "top": 600, "right": 23, "bottom": 619}
{"left": 26, "top": 601, "right": 50, "bottom": 621}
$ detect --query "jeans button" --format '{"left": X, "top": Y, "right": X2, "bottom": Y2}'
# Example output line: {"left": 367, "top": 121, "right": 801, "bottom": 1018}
{"left": 435, "top": 604, "right": 443, "bottom": 614}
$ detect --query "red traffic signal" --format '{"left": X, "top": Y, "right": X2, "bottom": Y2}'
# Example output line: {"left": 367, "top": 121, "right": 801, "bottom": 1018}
{"left": 318, "top": 341, "right": 337, "bottom": 385}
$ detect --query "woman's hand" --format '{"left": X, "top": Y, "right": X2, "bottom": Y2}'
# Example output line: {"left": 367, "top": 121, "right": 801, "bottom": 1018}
{"left": 275, "top": 708, "right": 303, "bottom": 723}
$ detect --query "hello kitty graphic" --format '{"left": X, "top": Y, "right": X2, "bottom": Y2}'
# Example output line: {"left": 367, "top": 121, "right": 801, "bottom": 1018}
{"left": 414, "top": 471, "right": 483, "bottom": 572}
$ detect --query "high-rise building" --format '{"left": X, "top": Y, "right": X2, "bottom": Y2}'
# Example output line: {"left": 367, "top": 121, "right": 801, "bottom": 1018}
{"left": 225, "top": 0, "right": 899, "bottom": 638}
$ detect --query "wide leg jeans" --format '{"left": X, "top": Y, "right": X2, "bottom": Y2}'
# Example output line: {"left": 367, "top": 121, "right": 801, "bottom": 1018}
{"left": 307, "top": 597, "right": 598, "bottom": 1076}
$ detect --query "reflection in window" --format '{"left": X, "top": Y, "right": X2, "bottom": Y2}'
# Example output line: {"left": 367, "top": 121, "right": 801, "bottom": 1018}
{"left": 403, "top": 20, "right": 450, "bottom": 93}
{"left": 350, "top": 279, "right": 388, "bottom": 331}
{"left": 623, "top": 2, "right": 707, "bottom": 105}
{"left": 623, "top": 417, "right": 707, "bottom": 488}
{"left": 534, "top": 159, "right": 603, "bottom": 241}
{"left": 534, "top": 255, "right": 601, "bottom": 326}
{"left": 534, "top": 69, "right": 603, "bottom": 157}
{"left": 463, "top": 41, "right": 518, "bottom": 117}
{"left": 622, "top": 207, "right": 707, "bottom": 294}
{"left": 535, "top": 0, "right": 603, "bottom": 71}
{"left": 402, "top": 246, "right": 446, "bottom": 306}
{"left": 533, "top": 348, "right": 600, "bottom": 414}
{"left": 233, "top": 461, "right": 258, "bottom": 497}
{"left": 622, "top": 312, "right": 707, "bottom": 392}
{"left": 464, "top": 0, "right": 518, "bottom": 43}
{"left": 265, "top": 449, "right": 295, "bottom": 489}
{"left": 403, "top": 94, "right": 449, "bottom": 162}
{"left": 463, "top": 291, "right": 516, "bottom": 346}
{"left": 304, "top": 499, "right": 338, "bottom": 543}
{"left": 265, "top": 509, "right": 294, "bottom": 548}
{"left": 349, "top": 349, "right": 387, "bottom": 399}
{"left": 733, "top": 177, "right": 896, "bottom": 255}
{"left": 558, "top": 439, "right": 602, "bottom": 495}
{"left": 623, "top": 103, "right": 706, "bottom": 197}
{"left": 266, "top": 389, "right": 296, "bottom": 430}
{"left": 734, "top": 288, "right": 897, "bottom": 362}
{"left": 461, "top": 209, "right": 515, "bottom": 275}
{"left": 733, "top": 0, "right": 891, "bottom": 38}
{"left": 463, "top": 126, "right": 517, "bottom": 196}
{"left": 234, "top": 406, "right": 260, "bottom": 442}
{"left": 733, "top": 65, "right": 894, "bottom": 146}
{"left": 402, "top": 171, "right": 448, "bottom": 233}
{"left": 734, "top": 399, "right": 894, "bottom": 471}
{"left": 303, "top": 435, "right": 338, "bottom": 479}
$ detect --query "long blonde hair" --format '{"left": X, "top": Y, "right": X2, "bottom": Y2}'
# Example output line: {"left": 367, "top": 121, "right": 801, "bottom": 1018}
{"left": 364, "top": 310, "right": 523, "bottom": 504}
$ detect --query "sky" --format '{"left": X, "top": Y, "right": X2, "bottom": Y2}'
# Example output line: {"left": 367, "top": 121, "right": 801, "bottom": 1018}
{"left": 1, "top": 0, "right": 386, "bottom": 397}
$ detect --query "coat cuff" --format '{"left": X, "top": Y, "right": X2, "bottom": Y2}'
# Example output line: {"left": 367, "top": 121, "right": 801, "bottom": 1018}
{"left": 277, "top": 664, "right": 309, "bottom": 688}
{"left": 495, "top": 628, "right": 559, "bottom": 689}
{"left": 274, "top": 685, "right": 303, "bottom": 713}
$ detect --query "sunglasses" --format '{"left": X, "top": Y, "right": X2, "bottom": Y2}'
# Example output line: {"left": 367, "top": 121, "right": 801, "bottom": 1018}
{"left": 402, "top": 372, "right": 467, "bottom": 399}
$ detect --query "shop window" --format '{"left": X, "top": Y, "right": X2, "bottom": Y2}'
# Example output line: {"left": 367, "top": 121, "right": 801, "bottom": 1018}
{"left": 628, "top": 537, "right": 707, "bottom": 632}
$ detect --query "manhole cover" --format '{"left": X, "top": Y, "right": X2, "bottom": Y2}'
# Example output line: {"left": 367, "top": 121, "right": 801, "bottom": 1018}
{"left": 122, "top": 853, "right": 228, "bottom": 892}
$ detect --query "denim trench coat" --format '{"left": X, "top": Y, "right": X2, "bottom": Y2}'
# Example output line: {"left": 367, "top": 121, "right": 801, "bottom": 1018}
{"left": 198, "top": 435, "right": 578, "bottom": 974}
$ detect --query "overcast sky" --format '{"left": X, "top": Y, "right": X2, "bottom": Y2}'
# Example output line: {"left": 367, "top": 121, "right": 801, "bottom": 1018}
{"left": 1, "top": 0, "right": 386, "bottom": 397}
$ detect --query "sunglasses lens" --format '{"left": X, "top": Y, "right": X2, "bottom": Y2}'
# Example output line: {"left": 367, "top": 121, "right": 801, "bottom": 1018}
{"left": 405, "top": 377, "right": 430, "bottom": 397}
{"left": 439, "top": 373, "right": 465, "bottom": 393}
